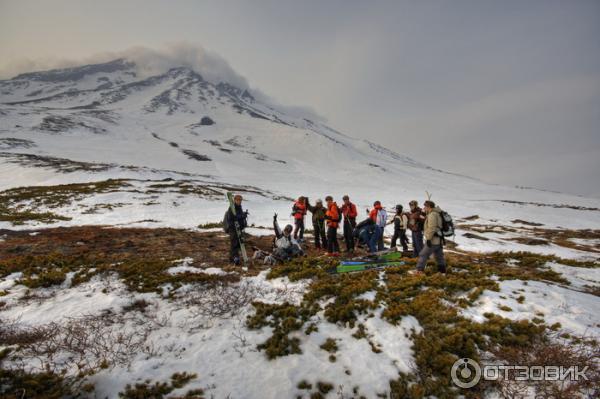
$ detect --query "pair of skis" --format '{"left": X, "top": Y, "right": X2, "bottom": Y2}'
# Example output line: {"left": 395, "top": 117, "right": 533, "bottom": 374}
{"left": 335, "top": 250, "right": 405, "bottom": 273}
{"left": 226, "top": 192, "right": 248, "bottom": 269}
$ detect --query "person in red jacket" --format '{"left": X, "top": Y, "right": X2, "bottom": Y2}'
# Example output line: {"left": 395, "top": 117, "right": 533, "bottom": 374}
{"left": 292, "top": 196, "right": 307, "bottom": 241}
{"left": 341, "top": 195, "right": 358, "bottom": 253}
{"left": 324, "top": 196, "right": 340, "bottom": 255}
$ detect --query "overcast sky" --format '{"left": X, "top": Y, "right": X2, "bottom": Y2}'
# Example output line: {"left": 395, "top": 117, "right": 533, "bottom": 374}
{"left": 1, "top": 0, "right": 599, "bottom": 197}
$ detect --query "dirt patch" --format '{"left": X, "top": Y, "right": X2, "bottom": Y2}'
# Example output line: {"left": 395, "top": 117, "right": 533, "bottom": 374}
{"left": 512, "top": 219, "right": 544, "bottom": 227}
{"left": 509, "top": 237, "right": 550, "bottom": 246}
{"left": 463, "top": 232, "right": 489, "bottom": 241}
{"left": 0, "top": 226, "right": 271, "bottom": 272}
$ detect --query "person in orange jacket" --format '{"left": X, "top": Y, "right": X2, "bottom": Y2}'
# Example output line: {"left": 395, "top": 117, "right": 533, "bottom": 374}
{"left": 324, "top": 196, "right": 341, "bottom": 255}
{"left": 341, "top": 195, "right": 358, "bottom": 253}
{"left": 291, "top": 196, "right": 307, "bottom": 241}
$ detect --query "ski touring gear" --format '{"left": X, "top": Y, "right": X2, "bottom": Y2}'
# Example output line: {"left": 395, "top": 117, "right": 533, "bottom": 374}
{"left": 335, "top": 261, "right": 405, "bottom": 274}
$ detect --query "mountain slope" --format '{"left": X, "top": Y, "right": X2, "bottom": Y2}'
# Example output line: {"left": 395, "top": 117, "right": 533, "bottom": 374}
{"left": 1, "top": 59, "right": 599, "bottom": 236}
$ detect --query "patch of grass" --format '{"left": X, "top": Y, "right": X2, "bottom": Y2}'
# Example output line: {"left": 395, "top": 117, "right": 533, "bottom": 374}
{"left": 267, "top": 256, "right": 333, "bottom": 281}
{"left": 319, "top": 338, "right": 338, "bottom": 354}
{"left": 118, "top": 372, "right": 199, "bottom": 399}
{"left": 197, "top": 221, "right": 222, "bottom": 229}
{"left": 297, "top": 380, "right": 312, "bottom": 390}
{"left": 0, "top": 252, "right": 238, "bottom": 294}
{"left": 316, "top": 381, "right": 334, "bottom": 394}
{"left": 0, "top": 179, "right": 130, "bottom": 226}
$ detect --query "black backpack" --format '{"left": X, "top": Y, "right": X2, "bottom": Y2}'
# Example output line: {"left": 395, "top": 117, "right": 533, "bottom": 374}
{"left": 438, "top": 210, "right": 454, "bottom": 237}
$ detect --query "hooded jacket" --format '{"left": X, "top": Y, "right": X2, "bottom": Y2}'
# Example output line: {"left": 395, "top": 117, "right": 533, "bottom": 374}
{"left": 424, "top": 206, "right": 443, "bottom": 245}
{"left": 325, "top": 202, "right": 340, "bottom": 228}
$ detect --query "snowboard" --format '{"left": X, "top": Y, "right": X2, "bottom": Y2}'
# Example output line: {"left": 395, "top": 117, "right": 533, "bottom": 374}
{"left": 226, "top": 192, "right": 248, "bottom": 266}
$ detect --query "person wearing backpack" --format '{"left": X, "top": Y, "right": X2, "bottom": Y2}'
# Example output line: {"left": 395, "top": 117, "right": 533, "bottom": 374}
{"left": 412, "top": 200, "right": 446, "bottom": 275}
{"left": 223, "top": 194, "right": 248, "bottom": 265}
{"left": 368, "top": 201, "right": 387, "bottom": 253}
{"left": 324, "top": 196, "right": 341, "bottom": 255}
{"left": 341, "top": 195, "right": 358, "bottom": 253}
{"left": 292, "top": 196, "right": 307, "bottom": 241}
{"left": 306, "top": 198, "right": 328, "bottom": 249}
{"left": 408, "top": 200, "right": 426, "bottom": 257}
{"left": 353, "top": 217, "right": 376, "bottom": 249}
{"left": 391, "top": 204, "right": 409, "bottom": 252}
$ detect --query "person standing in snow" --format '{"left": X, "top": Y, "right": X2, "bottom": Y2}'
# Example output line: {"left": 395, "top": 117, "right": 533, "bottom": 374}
{"left": 412, "top": 200, "right": 446, "bottom": 275}
{"left": 306, "top": 198, "right": 328, "bottom": 249}
{"left": 225, "top": 194, "right": 248, "bottom": 265}
{"left": 408, "top": 200, "right": 426, "bottom": 257}
{"left": 291, "top": 196, "right": 307, "bottom": 241}
{"left": 391, "top": 204, "right": 409, "bottom": 252}
{"left": 324, "top": 196, "right": 341, "bottom": 255}
{"left": 341, "top": 195, "right": 358, "bottom": 253}
{"left": 368, "top": 201, "right": 388, "bottom": 252}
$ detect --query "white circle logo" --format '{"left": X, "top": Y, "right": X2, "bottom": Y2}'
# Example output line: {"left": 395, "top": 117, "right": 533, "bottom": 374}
{"left": 451, "top": 358, "right": 482, "bottom": 388}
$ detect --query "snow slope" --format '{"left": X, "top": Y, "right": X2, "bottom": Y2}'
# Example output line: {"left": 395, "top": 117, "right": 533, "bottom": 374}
{"left": 1, "top": 58, "right": 599, "bottom": 235}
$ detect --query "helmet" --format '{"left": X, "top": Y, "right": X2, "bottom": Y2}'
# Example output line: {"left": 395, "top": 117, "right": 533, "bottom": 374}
{"left": 284, "top": 224, "right": 293, "bottom": 234}
{"left": 395, "top": 204, "right": 403, "bottom": 211}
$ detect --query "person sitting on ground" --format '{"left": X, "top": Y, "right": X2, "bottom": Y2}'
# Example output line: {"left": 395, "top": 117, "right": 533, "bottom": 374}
{"left": 368, "top": 201, "right": 388, "bottom": 253}
{"left": 266, "top": 213, "right": 304, "bottom": 264}
{"left": 408, "top": 200, "right": 426, "bottom": 257}
{"left": 353, "top": 217, "right": 376, "bottom": 249}
{"left": 291, "top": 196, "right": 307, "bottom": 241}
{"left": 306, "top": 198, "right": 328, "bottom": 249}
{"left": 391, "top": 204, "right": 409, "bottom": 252}
{"left": 412, "top": 200, "right": 446, "bottom": 275}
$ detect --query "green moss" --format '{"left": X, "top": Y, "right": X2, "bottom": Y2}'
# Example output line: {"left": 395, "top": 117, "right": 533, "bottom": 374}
{"left": 319, "top": 338, "right": 338, "bottom": 353}
{"left": 118, "top": 372, "right": 198, "bottom": 399}
{"left": 316, "top": 381, "right": 334, "bottom": 394}
{"left": 297, "top": 380, "right": 312, "bottom": 390}
{"left": 1, "top": 252, "right": 236, "bottom": 294}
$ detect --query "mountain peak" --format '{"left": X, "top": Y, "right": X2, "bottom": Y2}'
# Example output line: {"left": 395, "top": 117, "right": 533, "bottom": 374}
{"left": 10, "top": 58, "right": 134, "bottom": 82}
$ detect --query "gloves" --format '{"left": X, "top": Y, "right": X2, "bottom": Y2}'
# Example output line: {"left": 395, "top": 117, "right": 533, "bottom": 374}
{"left": 426, "top": 240, "right": 432, "bottom": 248}
{"left": 273, "top": 213, "right": 278, "bottom": 221}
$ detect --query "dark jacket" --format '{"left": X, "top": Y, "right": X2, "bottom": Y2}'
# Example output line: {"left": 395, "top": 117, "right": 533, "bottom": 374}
{"left": 307, "top": 202, "right": 327, "bottom": 225}
{"left": 408, "top": 207, "right": 425, "bottom": 232}
{"left": 226, "top": 204, "right": 247, "bottom": 232}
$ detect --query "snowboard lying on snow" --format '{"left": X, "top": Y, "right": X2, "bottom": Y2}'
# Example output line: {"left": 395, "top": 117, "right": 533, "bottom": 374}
{"left": 335, "top": 251, "right": 405, "bottom": 273}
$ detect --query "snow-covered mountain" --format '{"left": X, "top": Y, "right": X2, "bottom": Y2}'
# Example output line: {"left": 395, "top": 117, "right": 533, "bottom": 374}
{"left": 1, "top": 58, "right": 599, "bottom": 399}
{"left": 1, "top": 58, "right": 599, "bottom": 235}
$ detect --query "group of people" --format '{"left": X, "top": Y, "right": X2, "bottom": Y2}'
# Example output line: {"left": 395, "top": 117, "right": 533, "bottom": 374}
{"left": 224, "top": 194, "right": 447, "bottom": 275}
